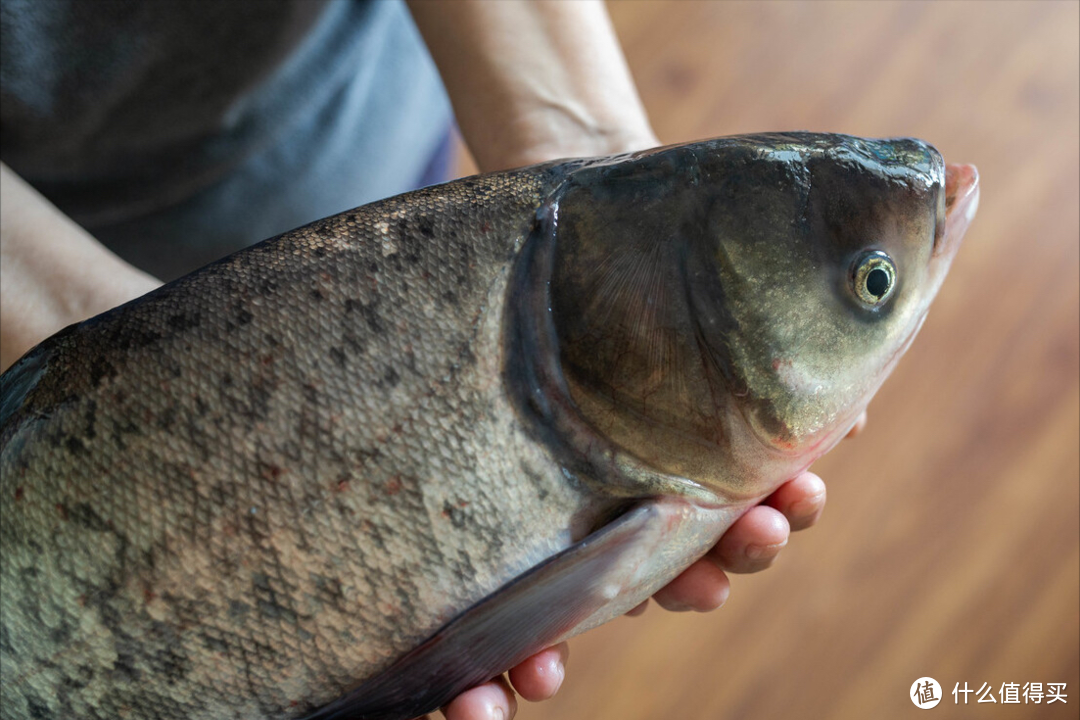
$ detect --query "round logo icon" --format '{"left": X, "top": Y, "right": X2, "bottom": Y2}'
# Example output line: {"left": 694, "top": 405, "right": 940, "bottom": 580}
{"left": 910, "top": 677, "right": 943, "bottom": 709}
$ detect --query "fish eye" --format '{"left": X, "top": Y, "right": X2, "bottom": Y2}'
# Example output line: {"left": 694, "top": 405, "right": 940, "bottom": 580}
{"left": 851, "top": 251, "right": 896, "bottom": 306}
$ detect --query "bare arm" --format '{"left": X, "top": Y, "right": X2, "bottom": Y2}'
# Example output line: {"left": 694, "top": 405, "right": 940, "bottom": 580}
{"left": 406, "top": 0, "right": 658, "bottom": 172}
{"left": 0, "top": 163, "right": 161, "bottom": 371}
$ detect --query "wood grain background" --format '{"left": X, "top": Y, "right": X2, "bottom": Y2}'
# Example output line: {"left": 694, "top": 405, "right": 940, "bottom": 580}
{"left": 460, "top": 1, "right": 1079, "bottom": 718}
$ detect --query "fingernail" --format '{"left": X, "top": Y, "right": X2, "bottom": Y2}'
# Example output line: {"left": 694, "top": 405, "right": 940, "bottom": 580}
{"left": 553, "top": 661, "right": 566, "bottom": 694}
{"left": 493, "top": 708, "right": 505, "bottom": 720}
{"left": 746, "top": 541, "right": 786, "bottom": 560}
{"left": 790, "top": 492, "right": 825, "bottom": 519}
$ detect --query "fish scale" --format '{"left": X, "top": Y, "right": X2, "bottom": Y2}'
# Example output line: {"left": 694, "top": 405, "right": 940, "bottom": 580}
{"left": 1, "top": 167, "right": 600, "bottom": 719}
{"left": 0, "top": 134, "right": 977, "bottom": 720}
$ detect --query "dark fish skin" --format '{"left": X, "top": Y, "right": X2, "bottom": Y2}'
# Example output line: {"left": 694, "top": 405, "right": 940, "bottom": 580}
{"left": 0, "top": 134, "right": 969, "bottom": 720}
{"left": 0, "top": 165, "right": 593, "bottom": 719}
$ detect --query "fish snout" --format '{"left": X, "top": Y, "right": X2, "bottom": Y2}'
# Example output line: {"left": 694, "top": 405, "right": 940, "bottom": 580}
{"left": 937, "top": 163, "right": 979, "bottom": 257}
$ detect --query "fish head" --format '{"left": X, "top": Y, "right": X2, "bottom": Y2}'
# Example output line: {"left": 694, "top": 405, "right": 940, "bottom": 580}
{"left": 547, "top": 134, "right": 977, "bottom": 499}
{"left": 686, "top": 134, "right": 978, "bottom": 486}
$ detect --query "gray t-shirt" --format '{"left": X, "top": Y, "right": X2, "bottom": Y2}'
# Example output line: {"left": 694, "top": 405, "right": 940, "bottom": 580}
{"left": 1, "top": 0, "right": 452, "bottom": 280}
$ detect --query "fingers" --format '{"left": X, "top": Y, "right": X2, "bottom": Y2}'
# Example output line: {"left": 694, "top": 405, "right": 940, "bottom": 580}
{"left": 651, "top": 556, "right": 731, "bottom": 612}
{"left": 440, "top": 643, "right": 570, "bottom": 720}
{"left": 649, "top": 467, "right": 832, "bottom": 618}
{"left": 441, "top": 675, "right": 517, "bottom": 720}
{"left": 765, "top": 471, "right": 826, "bottom": 532}
{"left": 433, "top": 471, "right": 830, "bottom": 717}
{"left": 625, "top": 599, "right": 649, "bottom": 617}
{"left": 507, "top": 643, "right": 569, "bottom": 702}
{"left": 708, "top": 505, "right": 790, "bottom": 574}
{"left": 708, "top": 470, "right": 824, "bottom": 573}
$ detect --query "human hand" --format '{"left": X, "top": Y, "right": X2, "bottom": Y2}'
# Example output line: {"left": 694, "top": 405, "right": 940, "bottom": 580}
{"left": 430, "top": 414, "right": 866, "bottom": 720}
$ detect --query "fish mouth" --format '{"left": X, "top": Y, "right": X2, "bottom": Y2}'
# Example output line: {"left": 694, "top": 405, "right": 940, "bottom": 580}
{"left": 936, "top": 163, "right": 979, "bottom": 257}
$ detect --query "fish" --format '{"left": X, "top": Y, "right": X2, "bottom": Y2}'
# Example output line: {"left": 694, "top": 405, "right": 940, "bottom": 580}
{"left": 0, "top": 133, "right": 978, "bottom": 720}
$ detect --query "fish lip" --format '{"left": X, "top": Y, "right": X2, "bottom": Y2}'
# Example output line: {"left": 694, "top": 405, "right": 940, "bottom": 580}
{"left": 937, "top": 163, "right": 979, "bottom": 257}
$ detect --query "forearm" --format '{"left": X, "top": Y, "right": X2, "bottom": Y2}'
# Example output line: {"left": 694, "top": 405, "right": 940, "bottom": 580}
{"left": 406, "top": 0, "right": 657, "bottom": 171}
{"left": 0, "top": 163, "right": 161, "bottom": 371}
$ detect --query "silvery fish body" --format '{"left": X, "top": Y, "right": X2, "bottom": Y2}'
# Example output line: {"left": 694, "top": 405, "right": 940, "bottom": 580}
{"left": 0, "top": 134, "right": 978, "bottom": 720}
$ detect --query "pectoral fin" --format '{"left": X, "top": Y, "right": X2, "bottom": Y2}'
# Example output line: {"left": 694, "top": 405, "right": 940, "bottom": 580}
{"left": 302, "top": 497, "right": 739, "bottom": 720}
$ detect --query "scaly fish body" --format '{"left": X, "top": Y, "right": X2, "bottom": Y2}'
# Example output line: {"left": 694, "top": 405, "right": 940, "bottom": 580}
{"left": 0, "top": 134, "right": 978, "bottom": 720}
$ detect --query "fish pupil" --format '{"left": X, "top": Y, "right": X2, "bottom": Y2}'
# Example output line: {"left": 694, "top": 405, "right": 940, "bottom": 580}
{"left": 866, "top": 268, "right": 891, "bottom": 298}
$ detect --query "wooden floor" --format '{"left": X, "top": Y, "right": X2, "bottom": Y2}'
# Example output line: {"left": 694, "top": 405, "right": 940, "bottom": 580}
{"left": 459, "top": 2, "right": 1080, "bottom": 719}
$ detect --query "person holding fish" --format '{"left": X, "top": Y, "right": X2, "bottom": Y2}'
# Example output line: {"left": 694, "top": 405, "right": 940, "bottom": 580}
{"left": 0, "top": 2, "right": 841, "bottom": 719}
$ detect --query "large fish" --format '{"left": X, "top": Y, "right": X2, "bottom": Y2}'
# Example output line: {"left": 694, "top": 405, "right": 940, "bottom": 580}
{"left": 0, "top": 134, "right": 978, "bottom": 720}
